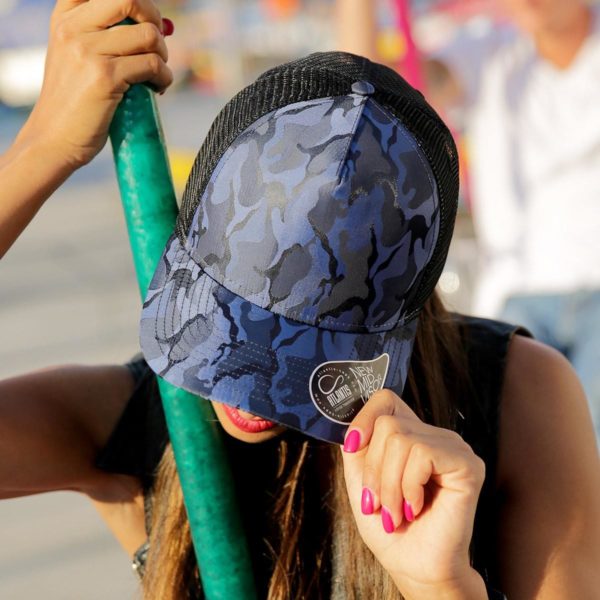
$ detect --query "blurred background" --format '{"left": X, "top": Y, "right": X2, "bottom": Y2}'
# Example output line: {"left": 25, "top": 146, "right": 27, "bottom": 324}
{"left": 1, "top": 0, "right": 599, "bottom": 597}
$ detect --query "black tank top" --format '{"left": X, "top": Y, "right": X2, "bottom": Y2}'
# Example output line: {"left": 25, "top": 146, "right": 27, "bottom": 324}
{"left": 95, "top": 315, "right": 528, "bottom": 595}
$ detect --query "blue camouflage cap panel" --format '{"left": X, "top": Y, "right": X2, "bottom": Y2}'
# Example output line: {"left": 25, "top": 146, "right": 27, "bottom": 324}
{"left": 187, "top": 94, "right": 440, "bottom": 333}
{"left": 140, "top": 88, "right": 439, "bottom": 443}
{"left": 140, "top": 234, "right": 418, "bottom": 443}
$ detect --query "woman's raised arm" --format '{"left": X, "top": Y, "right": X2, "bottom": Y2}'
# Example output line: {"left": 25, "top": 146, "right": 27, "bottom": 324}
{"left": 0, "top": 0, "right": 173, "bottom": 258}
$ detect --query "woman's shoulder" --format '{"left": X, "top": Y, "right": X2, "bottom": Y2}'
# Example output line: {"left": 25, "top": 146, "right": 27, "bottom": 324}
{"left": 498, "top": 334, "right": 597, "bottom": 489}
{"left": 501, "top": 333, "right": 592, "bottom": 456}
{"left": 492, "top": 331, "right": 600, "bottom": 593}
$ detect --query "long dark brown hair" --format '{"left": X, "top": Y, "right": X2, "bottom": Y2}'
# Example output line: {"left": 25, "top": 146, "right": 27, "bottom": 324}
{"left": 141, "top": 292, "right": 470, "bottom": 599}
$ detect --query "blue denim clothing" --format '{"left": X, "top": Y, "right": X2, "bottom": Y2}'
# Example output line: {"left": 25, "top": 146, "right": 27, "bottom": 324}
{"left": 501, "top": 290, "right": 600, "bottom": 443}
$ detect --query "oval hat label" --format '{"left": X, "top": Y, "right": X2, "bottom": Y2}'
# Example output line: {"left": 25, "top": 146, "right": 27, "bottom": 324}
{"left": 309, "top": 354, "right": 390, "bottom": 424}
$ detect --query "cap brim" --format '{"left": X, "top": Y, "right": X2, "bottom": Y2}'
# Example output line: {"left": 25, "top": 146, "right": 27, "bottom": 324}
{"left": 140, "top": 235, "right": 417, "bottom": 444}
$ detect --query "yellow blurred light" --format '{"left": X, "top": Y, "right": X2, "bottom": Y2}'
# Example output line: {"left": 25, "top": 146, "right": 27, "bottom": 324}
{"left": 169, "top": 149, "right": 196, "bottom": 192}
{"left": 377, "top": 30, "right": 407, "bottom": 63}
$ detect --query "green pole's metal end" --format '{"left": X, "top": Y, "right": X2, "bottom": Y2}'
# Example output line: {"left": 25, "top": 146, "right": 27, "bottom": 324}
{"left": 109, "top": 82, "right": 257, "bottom": 600}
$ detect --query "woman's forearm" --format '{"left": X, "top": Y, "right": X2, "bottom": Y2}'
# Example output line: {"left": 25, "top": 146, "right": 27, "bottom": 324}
{"left": 0, "top": 135, "right": 74, "bottom": 258}
{"left": 0, "top": 0, "right": 173, "bottom": 259}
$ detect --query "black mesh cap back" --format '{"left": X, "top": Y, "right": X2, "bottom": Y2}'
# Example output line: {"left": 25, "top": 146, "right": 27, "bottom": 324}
{"left": 176, "top": 51, "right": 459, "bottom": 321}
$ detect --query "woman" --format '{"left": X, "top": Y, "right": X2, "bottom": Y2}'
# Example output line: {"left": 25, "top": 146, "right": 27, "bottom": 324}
{"left": 1, "top": 2, "right": 599, "bottom": 600}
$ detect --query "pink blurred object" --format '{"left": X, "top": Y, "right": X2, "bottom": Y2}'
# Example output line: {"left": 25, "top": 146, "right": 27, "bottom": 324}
{"left": 395, "top": 0, "right": 426, "bottom": 91}
{"left": 431, "top": 0, "right": 499, "bottom": 20}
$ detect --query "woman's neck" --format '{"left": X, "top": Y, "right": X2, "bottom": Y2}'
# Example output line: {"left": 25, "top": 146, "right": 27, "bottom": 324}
{"left": 534, "top": 6, "right": 592, "bottom": 69}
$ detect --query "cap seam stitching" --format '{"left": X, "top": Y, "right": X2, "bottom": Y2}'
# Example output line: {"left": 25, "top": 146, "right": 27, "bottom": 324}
{"left": 179, "top": 241, "right": 416, "bottom": 331}
{"left": 157, "top": 315, "right": 408, "bottom": 387}
{"left": 185, "top": 98, "right": 334, "bottom": 248}
{"left": 182, "top": 234, "right": 415, "bottom": 332}
{"left": 333, "top": 94, "right": 368, "bottom": 181}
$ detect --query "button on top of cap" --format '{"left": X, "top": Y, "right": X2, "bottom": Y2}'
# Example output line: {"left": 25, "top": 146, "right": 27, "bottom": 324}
{"left": 351, "top": 80, "right": 375, "bottom": 96}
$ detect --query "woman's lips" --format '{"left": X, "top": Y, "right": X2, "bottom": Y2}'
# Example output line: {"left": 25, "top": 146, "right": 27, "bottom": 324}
{"left": 222, "top": 405, "right": 278, "bottom": 433}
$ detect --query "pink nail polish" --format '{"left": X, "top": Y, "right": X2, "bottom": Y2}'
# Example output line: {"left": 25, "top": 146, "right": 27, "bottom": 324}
{"left": 343, "top": 429, "right": 360, "bottom": 453}
{"left": 403, "top": 500, "right": 414, "bottom": 522}
{"left": 361, "top": 487, "right": 374, "bottom": 515}
{"left": 381, "top": 506, "right": 395, "bottom": 533}
{"left": 162, "top": 17, "right": 175, "bottom": 36}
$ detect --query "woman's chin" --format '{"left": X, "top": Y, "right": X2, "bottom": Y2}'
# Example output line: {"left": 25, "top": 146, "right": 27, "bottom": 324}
{"left": 211, "top": 401, "right": 286, "bottom": 443}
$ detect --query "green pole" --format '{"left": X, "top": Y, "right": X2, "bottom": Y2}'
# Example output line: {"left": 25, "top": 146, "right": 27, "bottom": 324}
{"left": 108, "top": 83, "right": 256, "bottom": 599}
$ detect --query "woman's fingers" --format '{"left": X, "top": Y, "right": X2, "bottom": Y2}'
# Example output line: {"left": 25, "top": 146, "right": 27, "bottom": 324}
{"left": 377, "top": 432, "right": 441, "bottom": 530}
{"left": 111, "top": 53, "right": 173, "bottom": 93}
{"left": 378, "top": 436, "right": 484, "bottom": 532}
{"left": 341, "top": 388, "right": 485, "bottom": 535}
{"left": 343, "top": 389, "right": 419, "bottom": 452}
{"left": 378, "top": 431, "right": 412, "bottom": 529}
{"left": 90, "top": 22, "right": 168, "bottom": 62}
{"left": 380, "top": 436, "right": 439, "bottom": 531}
{"left": 343, "top": 388, "right": 457, "bottom": 452}
{"left": 76, "top": 0, "right": 163, "bottom": 31}
{"left": 400, "top": 441, "right": 436, "bottom": 520}
{"left": 51, "top": 1, "right": 172, "bottom": 91}
{"left": 361, "top": 414, "right": 413, "bottom": 514}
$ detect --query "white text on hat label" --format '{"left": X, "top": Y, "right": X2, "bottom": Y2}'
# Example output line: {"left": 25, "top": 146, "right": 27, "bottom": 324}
{"left": 309, "top": 354, "right": 390, "bottom": 425}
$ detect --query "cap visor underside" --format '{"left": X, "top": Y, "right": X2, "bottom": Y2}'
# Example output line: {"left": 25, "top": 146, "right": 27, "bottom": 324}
{"left": 140, "top": 235, "right": 417, "bottom": 444}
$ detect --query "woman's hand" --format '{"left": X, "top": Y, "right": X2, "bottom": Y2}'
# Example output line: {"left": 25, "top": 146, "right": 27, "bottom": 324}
{"left": 0, "top": 0, "right": 174, "bottom": 257}
{"left": 341, "top": 389, "right": 487, "bottom": 600}
{"left": 17, "top": 0, "right": 173, "bottom": 169}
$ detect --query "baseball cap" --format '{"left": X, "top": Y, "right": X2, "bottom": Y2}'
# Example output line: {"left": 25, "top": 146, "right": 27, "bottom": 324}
{"left": 139, "top": 52, "right": 459, "bottom": 444}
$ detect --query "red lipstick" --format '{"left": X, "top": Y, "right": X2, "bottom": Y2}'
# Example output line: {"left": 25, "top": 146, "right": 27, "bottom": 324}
{"left": 222, "top": 405, "right": 278, "bottom": 433}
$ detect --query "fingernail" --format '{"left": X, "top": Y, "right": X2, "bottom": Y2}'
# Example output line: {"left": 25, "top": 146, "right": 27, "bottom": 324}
{"left": 403, "top": 500, "right": 414, "bottom": 522}
{"left": 361, "top": 487, "right": 374, "bottom": 515}
{"left": 381, "top": 506, "right": 395, "bottom": 533}
{"left": 162, "top": 17, "right": 175, "bottom": 36}
{"left": 343, "top": 429, "right": 360, "bottom": 453}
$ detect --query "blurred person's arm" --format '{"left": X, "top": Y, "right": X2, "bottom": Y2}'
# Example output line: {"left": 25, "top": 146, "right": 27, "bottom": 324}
{"left": 0, "top": 0, "right": 173, "bottom": 259}
{"left": 335, "top": 0, "right": 378, "bottom": 61}
{"left": 334, "top": 0, "right": 512, "bottom": 118}
{"left": 334, "top": 0, "right": 469, "bottom": 116}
